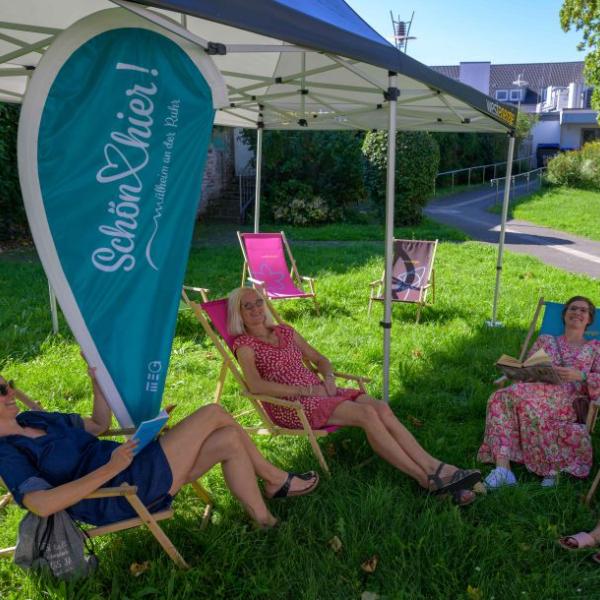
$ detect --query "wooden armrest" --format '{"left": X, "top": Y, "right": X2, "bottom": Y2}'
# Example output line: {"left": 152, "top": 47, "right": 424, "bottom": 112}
{"left": 86, "top": 484, "right": 137, "bottom": 499}
{"left": 103, "top": 427, "right": 136, "bottom": 437}
{"left": 369, "top": 279, "right": 382, "bottom": 287}
{"left": 333, "top": 371, "right": 372, "bottom": 384}
{"left": 242, "top": 392, "right": 301, "bottom": 410}
{"left": 247, "top": 277, "right": 265, "bottom": 285}
{"left": 182, "top": 285, "right": 210, "bottom": 294}
{"left": 300, "top": 275, "right": 315, "bottom": 282}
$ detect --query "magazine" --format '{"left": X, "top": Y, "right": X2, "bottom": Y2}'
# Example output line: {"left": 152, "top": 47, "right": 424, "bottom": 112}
{"left": 496, "top": 349, "right": 563, "bottom": 384}
{"left": 131, "top": 410, "right": 169, "bottom": 455}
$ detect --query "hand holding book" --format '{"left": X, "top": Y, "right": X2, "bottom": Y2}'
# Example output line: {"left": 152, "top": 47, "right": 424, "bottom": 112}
{"left": 496, "top": 349, "right": 563, "bottom": 384}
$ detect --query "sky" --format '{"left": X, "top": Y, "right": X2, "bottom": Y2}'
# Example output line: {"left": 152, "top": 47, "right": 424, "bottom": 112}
{"left": 345, "top": 0, "right": 586, "bottom": 66}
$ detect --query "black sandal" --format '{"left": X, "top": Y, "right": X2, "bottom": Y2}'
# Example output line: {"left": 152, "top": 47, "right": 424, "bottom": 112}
{"left": 268, "top": 471, "right": 319, "bottom": 499}
{"left": 428, "top": 464, "right": 481, "bottom": 496}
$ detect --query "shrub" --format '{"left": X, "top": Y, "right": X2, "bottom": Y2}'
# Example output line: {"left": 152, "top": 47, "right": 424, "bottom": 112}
{"left": 0, "top": 103, "right": 29, "bottom": 243}
{"left": 269, "top": 179, "right": 342, "bottom": 226}
{"left": 362, "top": 131, "right": 440, "bottom": 225}
{"left": 546, "top": 141, "right": 600, "bottom": 189}
{"left": 241, "top": 130, "right": 365, "bottom": 225}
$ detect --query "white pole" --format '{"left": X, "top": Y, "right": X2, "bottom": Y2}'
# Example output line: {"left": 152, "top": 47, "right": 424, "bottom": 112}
{"left": 253, "top": 117, "right": 264, "bottom": 233}
{"left": 382, "top": 73, "right": 398, "bottom": 403}
{"left": 49, "top": 282, "right": 59, "bottom": 334}
{"left": 489, "top": 134, "right": 516, "bottom": 327}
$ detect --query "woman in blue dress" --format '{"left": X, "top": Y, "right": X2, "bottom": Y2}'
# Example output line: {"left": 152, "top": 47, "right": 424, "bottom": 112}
{"left": 0, "top": 367, "right": 319, "bottom": 529}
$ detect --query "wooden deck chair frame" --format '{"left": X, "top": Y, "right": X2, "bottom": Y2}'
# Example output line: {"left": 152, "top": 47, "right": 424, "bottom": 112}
{"left": 237, "top": 231, "right": 319, "bottom": 314}
{"left": 518, "top": 297, "right": 600, "bottom": 506}
{"left": 181, "top": 285, "right": 370, "bottom": 475}
{"left": 0, "top": 400, "right": 213, "bottom": 569}
{"left": 368, "top": 239, "right": 438, "bottom": 323}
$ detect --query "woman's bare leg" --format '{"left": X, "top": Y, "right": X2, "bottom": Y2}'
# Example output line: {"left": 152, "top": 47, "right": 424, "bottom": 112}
{"left": 355, "top": 396, "right": 461, "bottom": 479}
{"left": 181, "top": 425, "right": 277, "bottom": 527}
{"left": 327, "top": 400, "right": 429, "bottom": 487}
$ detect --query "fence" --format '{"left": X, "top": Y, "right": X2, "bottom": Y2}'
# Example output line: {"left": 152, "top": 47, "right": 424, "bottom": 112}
{"left": 435, "top": 155, "right": 535, "bottom": 195}
{"left": 489, "top": 167, "right": 546, "bottom": 206}
{"left": 238, "top": 162, "right": 256, "bottom": 224}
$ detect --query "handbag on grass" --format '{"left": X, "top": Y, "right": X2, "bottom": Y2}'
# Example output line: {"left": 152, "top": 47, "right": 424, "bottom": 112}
{"left": 14, "top": 511, "right": 98, "bottom": 580}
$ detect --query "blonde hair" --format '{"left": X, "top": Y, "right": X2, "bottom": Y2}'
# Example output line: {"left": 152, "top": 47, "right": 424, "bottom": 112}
{"left": 227, "top": 287, "right": 274, "bottom": 336}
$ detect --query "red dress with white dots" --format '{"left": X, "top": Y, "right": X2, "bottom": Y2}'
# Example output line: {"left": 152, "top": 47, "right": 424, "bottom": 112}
{"left": 232, "top": 325, "right": 362, "bottom": 429}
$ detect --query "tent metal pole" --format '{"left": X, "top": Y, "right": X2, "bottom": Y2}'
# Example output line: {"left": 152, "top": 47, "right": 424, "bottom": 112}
{"left": 254, "top": 117, "right": 264, "bottom": 233}
{"left": 382, "top": 72, "right": 398, "bottom": 403}
{"left": 489, "top": 133, "right": 516, "bottom": 327}
{"left": 49, "top": 282, "right": 59, "bottom": 334}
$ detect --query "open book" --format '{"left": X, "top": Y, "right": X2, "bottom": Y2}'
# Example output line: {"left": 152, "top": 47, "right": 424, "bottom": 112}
{"left": 496, "top": 349, "right": 563, "bottom": 384}
{"left": 131, "top": 410, "right": 169, "bottom": 455}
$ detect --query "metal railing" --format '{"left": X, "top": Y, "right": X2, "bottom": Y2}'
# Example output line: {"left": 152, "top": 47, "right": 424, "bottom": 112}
{"left": 435, "top": 154, "right": 536, "bottom": 195}
{"left": 238, "top": 162, "right": 256, "bottom": 224}
{"left": 490, "top": 167, "right": 546, "bottom": 206}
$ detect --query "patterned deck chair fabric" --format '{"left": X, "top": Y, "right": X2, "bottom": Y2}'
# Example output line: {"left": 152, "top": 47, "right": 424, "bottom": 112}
{"left": 0, "top": 399, "right": 213, "bottom": 569}
{"left": 238, "top": 232, "right": 319, "bottom": 312}
{"left": 517, "top": 297, "right": 600, "bottom": 505}
{"left": 368, "top": 239, "right": 438, "bottom": 323}
{"left": 181, "top": 286, "right": 370, "bottom": 475}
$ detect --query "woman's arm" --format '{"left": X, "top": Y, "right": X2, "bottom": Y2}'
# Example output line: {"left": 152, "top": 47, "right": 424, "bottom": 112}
{"left": 236, "top": 345, "right": 325, "bottom": 397}
{"left": 82, "top": 366, "right": 112, "bottom": 436}
{"left": 22, "top": 440, "right": 136, "bottom": 517}
{"left": 292, "top": 331, "right": 337, "bottom": 396}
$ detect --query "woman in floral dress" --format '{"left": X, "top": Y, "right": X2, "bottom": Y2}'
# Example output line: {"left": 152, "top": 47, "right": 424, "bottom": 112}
{"left": 228, "top": 287, "right": 481, "bottom": 505}
{"left": 478, "top": 296, "right": 599, "bottom": 488}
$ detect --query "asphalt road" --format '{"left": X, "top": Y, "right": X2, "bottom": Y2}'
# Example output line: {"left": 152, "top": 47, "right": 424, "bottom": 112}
{"left": 425, "top": 184, "right": 600, "bottom": 279}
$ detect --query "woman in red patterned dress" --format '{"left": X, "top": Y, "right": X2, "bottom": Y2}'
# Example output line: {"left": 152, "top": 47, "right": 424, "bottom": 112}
{"left": 478, "top": 296, "right": 598, "bottom": 489}
{"left": 228, "top": 287, "right": 481, "bottom": 504}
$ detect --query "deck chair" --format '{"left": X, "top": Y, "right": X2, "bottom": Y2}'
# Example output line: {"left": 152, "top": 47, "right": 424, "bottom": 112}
{"left": 0, "top": 399, "right": 213, "bottom": 569}
{"left": 518, "top": 297, "right": 600, "bottom": 505}
{"left": 181, "top": 285, "right": 370, "bottom": 475}
{"left": 368, "top": 239, "right": 438, "bottom": 323}
{"left": 238, "top": 231, "right": 319, "bottom": 313}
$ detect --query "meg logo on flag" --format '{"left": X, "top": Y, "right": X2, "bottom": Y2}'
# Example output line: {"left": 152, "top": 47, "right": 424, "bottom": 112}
{"left": 18, "top": 9, "right": 227, "bottom": 426}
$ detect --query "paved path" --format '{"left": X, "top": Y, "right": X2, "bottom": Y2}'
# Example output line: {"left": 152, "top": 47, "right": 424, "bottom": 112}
{"left": 425, "top": 184, "right": 600, "bottom": 279}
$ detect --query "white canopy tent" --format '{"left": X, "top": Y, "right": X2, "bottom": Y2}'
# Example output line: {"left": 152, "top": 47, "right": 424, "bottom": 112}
{"left": 0, "top": 0, "right": 517, "bottom": 401}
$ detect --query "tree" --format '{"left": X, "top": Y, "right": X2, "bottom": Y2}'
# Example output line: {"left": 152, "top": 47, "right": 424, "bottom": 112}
{"left": 560, "top": 0, "right": 600, "bottom": 122}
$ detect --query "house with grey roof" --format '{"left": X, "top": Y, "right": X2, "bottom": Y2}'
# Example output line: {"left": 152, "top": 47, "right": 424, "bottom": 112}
{"left": 431, "top": 61, "right": 599, "bottom": 165}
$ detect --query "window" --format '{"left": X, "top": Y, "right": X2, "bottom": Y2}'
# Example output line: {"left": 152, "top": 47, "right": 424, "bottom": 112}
{"left": 495, "top": 90, "right": 508, "bottom": 101}
{"left": 509, "top": 89, "right": 523, "bottom": 102}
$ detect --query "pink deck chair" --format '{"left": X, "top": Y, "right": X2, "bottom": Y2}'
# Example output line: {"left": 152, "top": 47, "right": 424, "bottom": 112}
{"left": 368, "top": 239, "right": 438, "bottom": 323}
{"left": 181, "top": 286, "right": 370, "bottom": 475}
{"left": 238, "top": 231, "right": 319, "bottom": 312}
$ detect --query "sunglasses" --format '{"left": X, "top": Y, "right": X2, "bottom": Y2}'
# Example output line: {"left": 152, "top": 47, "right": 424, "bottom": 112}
{"left": 0, "top": 380, "right": 14, "bottom": 396}
{"left": 241, "top": 298, "right": 264, "bottom": 311}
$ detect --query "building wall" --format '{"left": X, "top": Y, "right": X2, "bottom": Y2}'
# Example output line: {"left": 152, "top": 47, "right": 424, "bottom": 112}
{"left": 531, "top": 119, "right": 560, "bottom": 150}
{"left": 560, "top": 124, "right": 584, "bottom": 149}
{"left": 198, "top": 127, "right": 235, "bottom": 215}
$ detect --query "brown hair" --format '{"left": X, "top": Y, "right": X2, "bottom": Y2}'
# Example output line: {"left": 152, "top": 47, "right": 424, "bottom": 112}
{"left": 561, "top": 296, "right": 596, "bottom": 330}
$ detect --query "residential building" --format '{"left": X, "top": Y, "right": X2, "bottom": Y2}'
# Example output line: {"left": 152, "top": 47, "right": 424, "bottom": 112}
{"left": 431, "top": 61, "right": 599, "bottom": 165}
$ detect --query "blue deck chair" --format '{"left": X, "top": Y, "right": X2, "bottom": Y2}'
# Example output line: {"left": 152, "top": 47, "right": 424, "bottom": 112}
{"left": 519, "top": 298, "right": 600, "bottom": 505}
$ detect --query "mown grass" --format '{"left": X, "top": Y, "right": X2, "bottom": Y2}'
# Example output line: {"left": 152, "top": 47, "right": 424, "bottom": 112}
{"left": 1, "top": 221, "right": 599, "bottom": 599}
{"left": 488, "top": 186, "right": 600, "bottom": 241}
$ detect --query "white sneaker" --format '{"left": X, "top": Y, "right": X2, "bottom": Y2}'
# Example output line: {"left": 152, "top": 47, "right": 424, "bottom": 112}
{"left": 484, "top": 467, "right": 517, "bottom": 489}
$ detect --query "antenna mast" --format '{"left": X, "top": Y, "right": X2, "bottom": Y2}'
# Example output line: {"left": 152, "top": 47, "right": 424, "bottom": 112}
{"left": 390, "top": 10, "right": 416, "bottom": 53}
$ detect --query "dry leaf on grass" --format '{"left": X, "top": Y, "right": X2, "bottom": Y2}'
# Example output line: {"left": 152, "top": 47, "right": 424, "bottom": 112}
{"left": 328, "top": 535, "right": 343, "bottom": 553}
{"left": 361, "top": 592, "right": 381, "bottom": 600}
{"left": 466, "top": 585, "right": 482, "bottom": 600}
{"left": 411, "top": 349, "right": 423, "bottom": 359}
{"left": 129, "top": 561, "right": 150, "bottom": 577}
{"left": 406, "top": 415, "right": 423, "bottom": 428}
{"left": 325, "top": 444, "right": 337, "bottom": 457}
{"left": 472, "top": 482, "right": 487, "bottom": 495}
{"left": 361, "top": 554, "right": 379, "bottom": 573}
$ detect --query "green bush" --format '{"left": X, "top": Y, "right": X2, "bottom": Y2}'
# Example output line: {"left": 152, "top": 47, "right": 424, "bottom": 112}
{"left": 0, "top": 103, "right": 28, "bottom": 242}
{"left": 241, "top": 130, "right": 365, "bottom": 225}
{"left": 362, "top": 131, "right": 440, "bottom": 225}
{"left": 270, "top": 180, "right": 342, "bottom": 225}
{"left": 546, "top": 141, "right": 600, "bottom": 189}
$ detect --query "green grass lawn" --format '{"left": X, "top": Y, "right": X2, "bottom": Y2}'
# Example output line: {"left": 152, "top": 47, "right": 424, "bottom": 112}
{"left": 1, "top": 221, "right": 599, "bottom": 599}
{"left": 489, "top": 186, "right": 600, "bottom": 241}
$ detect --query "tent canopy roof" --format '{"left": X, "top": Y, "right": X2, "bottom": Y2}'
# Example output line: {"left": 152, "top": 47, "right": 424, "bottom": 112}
{"left": 0, "top": 0, "right": 517, "bottom": 132}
